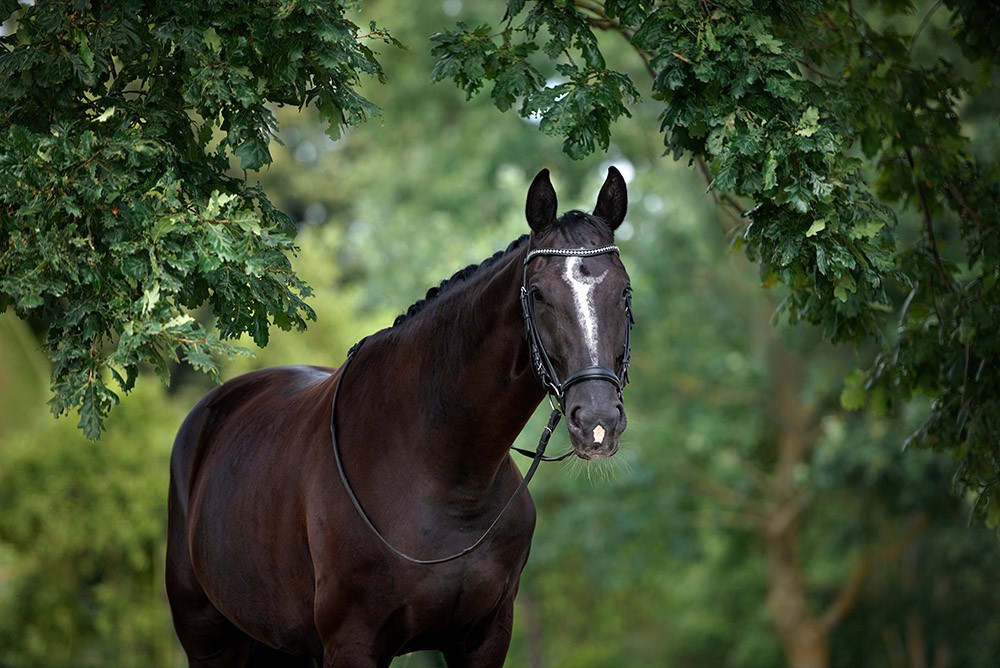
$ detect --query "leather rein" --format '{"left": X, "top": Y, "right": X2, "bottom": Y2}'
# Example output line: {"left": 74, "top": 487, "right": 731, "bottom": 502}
{"left": 329, "top": 244, "right": 632, "bottom": 564}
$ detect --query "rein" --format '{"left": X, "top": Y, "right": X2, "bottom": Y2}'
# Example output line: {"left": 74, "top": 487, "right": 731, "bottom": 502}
{"left": 330, "top": 243, "right": 631, "bottom": 564}
{"left": 329, "top": 345, "right": 562, "bottom": 565}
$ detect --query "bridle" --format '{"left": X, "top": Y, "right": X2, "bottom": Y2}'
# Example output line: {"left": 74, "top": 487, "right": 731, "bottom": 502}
{"left": 509, "top": 243, "right": 633, "bottom": 463}
{"left": 330, "top": 242, "right": 633, "bottom": 564}
{"left": 519, "top": 244, "right": 634, "bottom": 405}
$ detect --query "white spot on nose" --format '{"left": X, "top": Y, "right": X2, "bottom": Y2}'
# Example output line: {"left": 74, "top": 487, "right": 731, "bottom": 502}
{"left": 563, "top": 256, "right": 608, "bottom": 365}
{"left": 593, "top": 425, "right": 606, "bottom": 444}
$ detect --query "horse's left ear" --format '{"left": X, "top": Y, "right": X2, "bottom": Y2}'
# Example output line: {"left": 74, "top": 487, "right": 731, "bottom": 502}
{"left": 593, "top": 166, "right": 627, "bottom": 231}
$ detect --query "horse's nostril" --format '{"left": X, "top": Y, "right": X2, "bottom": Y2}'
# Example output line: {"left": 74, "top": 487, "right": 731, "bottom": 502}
{"left": 567, "top": 402, "right": 624, "bottom": 437}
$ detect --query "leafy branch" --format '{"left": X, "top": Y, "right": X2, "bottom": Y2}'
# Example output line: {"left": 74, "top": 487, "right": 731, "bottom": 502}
{"left": 0, "top": 1, "right": 397, "bottom": 437}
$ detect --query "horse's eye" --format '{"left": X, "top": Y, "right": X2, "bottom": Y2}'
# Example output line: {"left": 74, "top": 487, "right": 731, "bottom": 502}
{"left": 532, "top": 288, "right": 546, "bottom": 305}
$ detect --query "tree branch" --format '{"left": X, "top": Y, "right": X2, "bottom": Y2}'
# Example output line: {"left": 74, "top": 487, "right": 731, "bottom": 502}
{"left": 819, "top": 514, "right": 928, "bottom": 633}
{"left": 764, "top": 492, "right": 813, "bottom": 539}
{"left": 818, "top": 546, "right": 873, "bottom": 633}
{"left": 664, "top": 449, "right": 768, "bottom": 520}
{"left": 909, "top": 0, "right": 944, "bottom": 54}
{"left": 695, "top": 156, "right": 750, "bottom": 228}
{"left": 575, "top": 0, "right": 656, "bottom": 78}
{"left": 944, "top": 178, "right": 984, "bottom": 235}
{"left": 904, "top": 148, "right": 953, "bottom": 290}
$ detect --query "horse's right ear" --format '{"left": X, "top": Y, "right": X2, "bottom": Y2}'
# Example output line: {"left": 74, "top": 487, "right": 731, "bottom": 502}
{"left": 526, "top": 169, "right": 557, "bottom": 233}
{"left": 593, "top": 166, "right": 627, "bottom": 230}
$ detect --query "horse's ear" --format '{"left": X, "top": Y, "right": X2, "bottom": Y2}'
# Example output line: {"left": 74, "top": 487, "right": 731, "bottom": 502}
{"left": 526, "top": 169, "right": 557, "bottom": 233}
{"left": 593, "top": 166, "right": 627, "bottom": 231}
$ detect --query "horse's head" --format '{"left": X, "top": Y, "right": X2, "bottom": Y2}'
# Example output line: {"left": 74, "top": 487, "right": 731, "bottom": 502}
{"left": 521, "top": 167, "right": 633, "bottom": 460}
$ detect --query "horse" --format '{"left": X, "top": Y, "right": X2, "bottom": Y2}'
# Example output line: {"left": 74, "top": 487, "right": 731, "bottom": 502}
{"left": 166, "top": 167, "right": 634, "bottom": 667}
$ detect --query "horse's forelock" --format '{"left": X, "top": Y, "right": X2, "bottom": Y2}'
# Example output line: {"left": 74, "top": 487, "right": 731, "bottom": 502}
{"left": 391, "top": 211, "right": 614, "bottom": 329}
{"left": 540, "top": 210, "right": 616, "bottom": 247}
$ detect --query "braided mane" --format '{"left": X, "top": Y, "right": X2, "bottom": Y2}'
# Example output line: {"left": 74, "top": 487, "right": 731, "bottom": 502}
{"left": 391, "top": 235, "right": 528, "bottom": 327}
{"left": 391, "top": 210, "right": 610, "bottom": 328}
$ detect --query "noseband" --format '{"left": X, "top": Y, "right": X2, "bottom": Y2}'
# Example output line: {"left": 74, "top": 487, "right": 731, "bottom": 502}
{"left": 519, "top": 244, "right": 634, "bottom": 404}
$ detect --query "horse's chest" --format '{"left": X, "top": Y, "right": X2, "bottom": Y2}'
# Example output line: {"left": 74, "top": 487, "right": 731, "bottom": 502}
{"left": 404, "top": 513, "right": 535, "bottom": 624}
{"left": 400, "top": 555, "right": 521, "bottom": 636}
{"left": 312, "top": 483, "right": 536, "bottom": 648}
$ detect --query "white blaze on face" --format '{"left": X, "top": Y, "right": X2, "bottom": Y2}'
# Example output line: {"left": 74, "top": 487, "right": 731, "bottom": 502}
{"left": 593, "top": 425, "right": 606, "bottom": 444}
{"left": 563, "top": 256, "right": 609, "bottom": 365}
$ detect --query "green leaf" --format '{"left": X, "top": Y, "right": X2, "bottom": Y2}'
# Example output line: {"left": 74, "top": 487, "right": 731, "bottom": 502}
{"left": 140, "top": 282, "right": 160, "bottom": 316}
{"left": 833, "top": 273, "right": 856, "bottom": 302}
{"left": 76, "top": 31, "right": 94, "bottom": 71}
{"left": 704, "top": 23, "right": 720, "bottom": 52}
{"left": 93, "top": 106, "right": 116, "bottom": 123}
{"left": 203, "top": 27, "right": 222, "bottom": 55}
{"left": 183, "top": 343, "right": 220, "bottom": 379}
{"left": 795, "top": 106, "right": 821, "bottom": 137}
{"left": 233, "top": 136, "right": 272, "bottom": 170}
{"left": 754, "top": 31, "right": 783, "bottom": 55}
{"left": 152, "top": 214, "right": 183, "bottom": 241}
{"left": 206, "top": 191, "right": 237, "bottom": 218}
{"left": 762, "top": 150, "right": 778, "bottom": 190}
{"left": 164, "top": 314, "right": 195, "bottom": 329}
{"left": 232, "top": 209, "right": 262, "bottom": 235}
{"left": 848, "top": 219, "right": 885, "bottom": 239}
{"left": 805, "top": 219, "right": 827, "bottom": 237}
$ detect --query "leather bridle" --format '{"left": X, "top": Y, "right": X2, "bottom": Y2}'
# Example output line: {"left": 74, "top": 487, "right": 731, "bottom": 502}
{"left": 519, "top": 244, "right": 634, "bottom": 404}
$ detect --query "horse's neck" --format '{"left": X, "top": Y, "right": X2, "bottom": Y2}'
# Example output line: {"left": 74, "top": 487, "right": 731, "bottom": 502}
{"left": 346, "top": 250, "right": 543, "bottom": 490}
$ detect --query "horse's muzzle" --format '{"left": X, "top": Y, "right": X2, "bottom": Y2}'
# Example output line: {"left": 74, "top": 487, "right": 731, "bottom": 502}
{"left": 564, "top": 382, "right": 626, "bottom": 460}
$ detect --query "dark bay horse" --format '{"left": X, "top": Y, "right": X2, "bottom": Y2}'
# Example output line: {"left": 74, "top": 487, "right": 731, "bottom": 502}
{"left": 166, "top": 168, "right": 633, "bottom": 667}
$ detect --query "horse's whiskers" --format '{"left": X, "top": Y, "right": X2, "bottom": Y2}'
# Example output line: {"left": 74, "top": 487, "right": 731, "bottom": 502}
{"left": 566, "top": 446, "right": 635, "bottom": 483}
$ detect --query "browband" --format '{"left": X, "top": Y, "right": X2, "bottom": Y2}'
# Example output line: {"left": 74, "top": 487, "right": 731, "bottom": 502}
{"left": 524, "top": 245, "right": 620, "bottom": 265}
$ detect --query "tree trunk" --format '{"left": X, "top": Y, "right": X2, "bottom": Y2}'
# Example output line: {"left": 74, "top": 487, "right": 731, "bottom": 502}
{"left": 759, "top": 334, "right": 832, "bottom": 668}
{"left": 763, "top": 518, "right": 831, "bottom": 668}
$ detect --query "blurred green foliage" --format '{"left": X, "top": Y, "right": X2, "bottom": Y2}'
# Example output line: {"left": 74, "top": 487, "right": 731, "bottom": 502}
{"left": 1, "top": 1, "right": 999, "bottom": 667}
{"left": 0, "top": 371, "right": 180, "bottom": 666}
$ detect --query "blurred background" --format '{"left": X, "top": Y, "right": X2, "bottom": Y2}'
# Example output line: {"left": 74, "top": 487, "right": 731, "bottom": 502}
{"left": 1, "top": 1, "right": 998, "bottom": 666}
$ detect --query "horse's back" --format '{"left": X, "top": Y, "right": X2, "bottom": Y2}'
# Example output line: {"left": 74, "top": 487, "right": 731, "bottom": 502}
{"left": 170, "top": 364, "right": 336, "bottom": 501}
